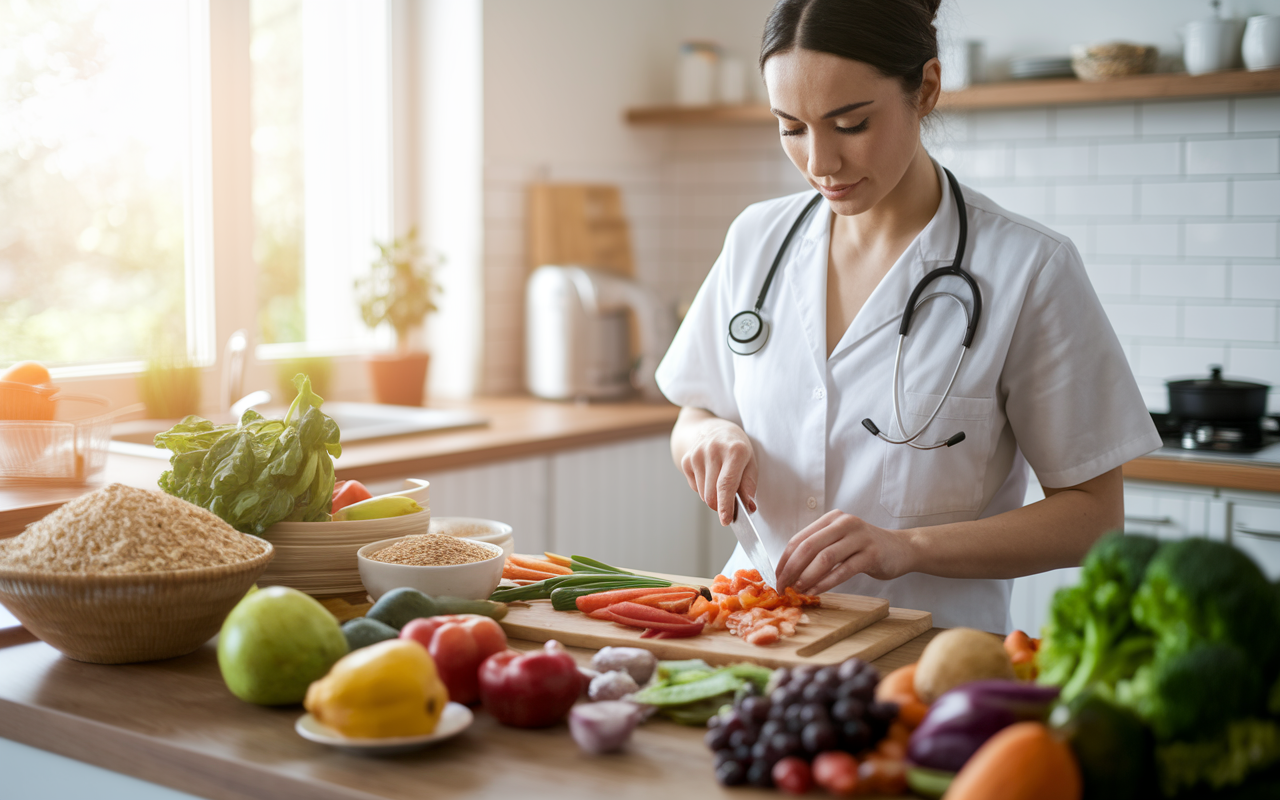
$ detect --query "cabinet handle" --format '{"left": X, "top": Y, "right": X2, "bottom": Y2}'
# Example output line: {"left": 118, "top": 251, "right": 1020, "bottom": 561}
{"left": 1235, "top": 525, "right": 1280, "bottom": 541}
{"left": 1124, "top": 515, "right": 1174, "bottom": 526}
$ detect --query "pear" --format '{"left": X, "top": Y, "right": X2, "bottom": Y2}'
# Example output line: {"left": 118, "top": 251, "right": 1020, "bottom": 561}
{"left": 217, "top": 586, "right": 348, "bottom": 705}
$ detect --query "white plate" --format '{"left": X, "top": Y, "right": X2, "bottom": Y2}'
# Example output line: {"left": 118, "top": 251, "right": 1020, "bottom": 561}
{"left": 295, "top": 702, "right": 473, "bottom": 755}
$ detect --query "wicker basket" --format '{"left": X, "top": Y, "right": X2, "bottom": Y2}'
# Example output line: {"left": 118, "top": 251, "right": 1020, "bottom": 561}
{"left": 0, "top": 536, "right": 273, "bottom": 664}
{"left": 1070, "top": 42, "right": 1158, "bottom": 82}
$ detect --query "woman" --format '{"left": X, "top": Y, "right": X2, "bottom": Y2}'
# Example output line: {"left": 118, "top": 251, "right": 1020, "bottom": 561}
{"left": 655, "top": 0, "right": 1161, "bottom": 632}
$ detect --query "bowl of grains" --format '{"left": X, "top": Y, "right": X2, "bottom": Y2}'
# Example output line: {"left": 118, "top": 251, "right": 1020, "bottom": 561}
{"left": 427, "top": 517, "right": 514, "bottom": 560}
{"left": 0, "top": 483, "right": 273, "bottom": 664}
{"left": 356, "top": 534, "right": 505, "bottom": 602}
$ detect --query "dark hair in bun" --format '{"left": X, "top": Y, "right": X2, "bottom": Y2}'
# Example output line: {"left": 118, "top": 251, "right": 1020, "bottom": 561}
{"left": 760, "top": 0, "right": 941, "bottom": 96}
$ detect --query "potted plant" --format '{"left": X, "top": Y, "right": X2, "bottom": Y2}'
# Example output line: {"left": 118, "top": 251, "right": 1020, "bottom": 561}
{"left": 355, "top": 227, "right": 443, "bottom": 406}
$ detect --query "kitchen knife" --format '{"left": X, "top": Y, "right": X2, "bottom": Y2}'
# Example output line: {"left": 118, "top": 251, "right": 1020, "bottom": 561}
{"left": 730, "top": 496, "right": 777, "bottom": 589}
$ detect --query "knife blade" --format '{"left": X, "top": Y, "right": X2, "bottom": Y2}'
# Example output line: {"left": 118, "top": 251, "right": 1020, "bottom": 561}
{"left": 729, "top": 496, "right": 777, "bottom": 589}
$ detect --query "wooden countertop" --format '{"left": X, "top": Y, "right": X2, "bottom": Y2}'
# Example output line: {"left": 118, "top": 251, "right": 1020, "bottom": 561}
{"left": 0, "top": 397, "right": 681, "bottom": 540}
{"left": 2, "top": 395, "right": 1276, "bottom": 541}
{"left": 0, "top": 615, "right": 938, "bottom": 800}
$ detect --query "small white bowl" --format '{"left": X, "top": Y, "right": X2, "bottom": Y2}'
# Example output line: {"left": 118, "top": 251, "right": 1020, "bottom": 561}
{"left": 357, "top": 535, "right": 505, "bottom": 602}
{"left": 428, "top": 516, "right": 515, "bottom": 560}
{"left": 295, "top": 702, "right": 473, "bottom": 756}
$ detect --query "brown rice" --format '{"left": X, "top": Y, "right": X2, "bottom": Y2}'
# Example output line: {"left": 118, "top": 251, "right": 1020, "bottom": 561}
{"left": 0, "top": 483, "right": 267, "bottom": 574}
{"left": 368, "top": 534, "right": 496, "bottom": 566}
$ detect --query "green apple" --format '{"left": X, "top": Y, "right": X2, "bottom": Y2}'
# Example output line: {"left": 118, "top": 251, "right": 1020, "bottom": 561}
{"left": 217, "top": 585, "right": 349, "bottom": 705}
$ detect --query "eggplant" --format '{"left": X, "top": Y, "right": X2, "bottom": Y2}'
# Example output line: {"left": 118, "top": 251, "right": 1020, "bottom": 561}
{"left": 907, "top": 680, "right": 1060, "bottom": 773}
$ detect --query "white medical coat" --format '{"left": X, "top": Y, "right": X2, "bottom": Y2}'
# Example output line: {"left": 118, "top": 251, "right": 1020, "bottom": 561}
{"left": 655, "top": 161, "right": 1161, "bottom": 633}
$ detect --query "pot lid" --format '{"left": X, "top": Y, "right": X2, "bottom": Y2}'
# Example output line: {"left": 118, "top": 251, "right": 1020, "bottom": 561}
{"left": 1167, "top": 365, "right": 1270, "bottom": 391}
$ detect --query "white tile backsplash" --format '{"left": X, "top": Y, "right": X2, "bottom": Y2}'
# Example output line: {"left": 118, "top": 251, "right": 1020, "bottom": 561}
{"left": 1054, "top": 104, "right": 1137, "bottom": 139}
{"left": 1138, "top": 264, "right": 1227, "bottom": 298}
{"left": 1054, "top": 182, "right": 1135, "bottom": 217}
{"left": 1183, "top": 305, "right": 1277, "bottom": 342}
{"left": 1096, "top": 141, "right": 1181, "bottom": 177}
{"left": 1185, "top": 222, "right": 1279, "bottom": 258}
{"left": 1138, "top": 181, "right": 1229, "bottom": 217}
{"left": 1139, "top": 100, "right": 1230, "bottom": 136}
{"left": 1232, "top": 264, "right": 1280, "bottom": 301}
{"left": 478, "top": 97, "right": 1280, "bottom": 400}
{"left": 1232, "top": 179, "right": 1280, "bottom": 216}
{"left": 1234, "top": 96, "right": 1280, "bottom": 134}
{"left": 1186, "top": 137, "right": 1280, "bottom": 175}
{"left": 1095, "top": 223, "right": 1180, "bottom": 257}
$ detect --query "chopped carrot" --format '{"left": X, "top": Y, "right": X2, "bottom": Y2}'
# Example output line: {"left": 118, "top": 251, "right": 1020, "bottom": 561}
{"left": 687, "top": 595, "right": 713, "bottom": 619}
{"left": 508, "top": 553, "right": 572, "bottom": 575}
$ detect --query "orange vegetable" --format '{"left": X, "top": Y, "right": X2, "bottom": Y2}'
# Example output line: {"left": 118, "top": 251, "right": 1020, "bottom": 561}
{"left": 501, "top": 563, "right": 558, "bottom": 581}
{"left": 944, "top": 721, "right": 1081, "bottom": 800}
{"left": 508, "top": 554, "right": 572, "bottom": 575}
{"left": 632, "top": 591, "right": 696, "bottom": 615}
{"left": 1004, "top": 630, "right": 1040, "bottom": 681}
{"left": 875, "top": 663, "right": 920, "bottom": 704}
{"left": 895, "top": 699, "right": 930, "bottom": 729}
{"left": 542, "top": 552, "right": 573, "bottom": 568}
{"left": 574, "top": 587, "right": 682, "bottom": 614}
{"left": 1, "top": 361, "right": 51, "bottom": 386}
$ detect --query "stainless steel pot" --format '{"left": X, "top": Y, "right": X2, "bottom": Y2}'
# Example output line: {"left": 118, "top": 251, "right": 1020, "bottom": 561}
{"left": 1166, "top": 365, "right": 1269, "bottom": 421}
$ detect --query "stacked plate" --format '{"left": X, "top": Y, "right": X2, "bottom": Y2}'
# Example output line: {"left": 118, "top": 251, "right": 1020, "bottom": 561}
{"left": 1009, "top": 55, "right": 1076, "bottom": 80}
{"left": 258, "top": 480, "right": 431, "bottom": 596}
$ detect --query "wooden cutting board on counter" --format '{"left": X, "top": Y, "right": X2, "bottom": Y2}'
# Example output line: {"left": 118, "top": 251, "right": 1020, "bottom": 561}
{"left": 497, "top": 573, "right": 930, "bottom": 669}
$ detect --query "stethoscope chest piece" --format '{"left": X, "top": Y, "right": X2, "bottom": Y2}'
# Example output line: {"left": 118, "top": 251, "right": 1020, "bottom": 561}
{"left": 727, "top": 310, "right": 769, "bottom": 355}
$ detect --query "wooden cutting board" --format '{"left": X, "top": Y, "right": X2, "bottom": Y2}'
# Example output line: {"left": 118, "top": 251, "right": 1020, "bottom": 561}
{"left": 497, "top": 580, "right": 923, "bottom": 668}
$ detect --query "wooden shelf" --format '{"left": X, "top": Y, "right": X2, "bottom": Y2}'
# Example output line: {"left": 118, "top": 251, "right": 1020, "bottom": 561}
{"left": 625, "top": 68, "right": 1280, "bottom": 124}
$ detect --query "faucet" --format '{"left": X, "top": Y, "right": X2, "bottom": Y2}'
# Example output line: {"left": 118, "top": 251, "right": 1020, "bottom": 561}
{"left": 222, "top": 329, "right": 270, "bottom": 418}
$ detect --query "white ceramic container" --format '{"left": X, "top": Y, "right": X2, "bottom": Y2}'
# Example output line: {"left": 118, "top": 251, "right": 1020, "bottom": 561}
{"left": 356, "top": 536, "right": 504, "bottom": 601}
{"left": 1183, "top": 17, "right": 1245, "bottom": 75}
{"left": 1243, "top": 15, "right": 1280, "bottom": 71}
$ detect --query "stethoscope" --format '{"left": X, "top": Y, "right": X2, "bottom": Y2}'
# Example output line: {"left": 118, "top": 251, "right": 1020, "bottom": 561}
{"left": 726, "top": 167, "right": 982, "bottom": 450}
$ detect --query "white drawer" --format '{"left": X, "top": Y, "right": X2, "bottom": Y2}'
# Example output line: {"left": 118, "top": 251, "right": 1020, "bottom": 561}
{"left": 1230, "top": 499, "right": 1280, "bottom": 580}
{"left": 1122, "top": 482, "right": 1215, "bottom": 540}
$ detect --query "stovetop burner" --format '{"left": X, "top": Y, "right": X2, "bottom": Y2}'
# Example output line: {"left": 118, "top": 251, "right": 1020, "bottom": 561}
{"left": 1151, "top": 413, "right": 1280, "bottom": 454}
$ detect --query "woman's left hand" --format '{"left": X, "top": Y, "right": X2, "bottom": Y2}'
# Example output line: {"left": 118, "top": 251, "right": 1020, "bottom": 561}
{"left": 774, "top": 511, "right": 916, "bottom": 595}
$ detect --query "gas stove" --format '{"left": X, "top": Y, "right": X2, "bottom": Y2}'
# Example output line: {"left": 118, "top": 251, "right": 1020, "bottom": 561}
{"left": 1151, "top": 412, "right": 1280, "bottom": 454}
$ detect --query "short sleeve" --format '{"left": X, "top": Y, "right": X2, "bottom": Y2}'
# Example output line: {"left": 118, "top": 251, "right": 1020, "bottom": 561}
{"left": 1000, "top": 240, "right": 1161, "bottom": 487}
{"left": 655, "top": 229, "right": 742, "bottom": 425}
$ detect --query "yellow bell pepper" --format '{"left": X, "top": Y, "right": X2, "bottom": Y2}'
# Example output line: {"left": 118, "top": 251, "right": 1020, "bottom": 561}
{"left": 304, "top": 639, "right": 448, "bottom": 738}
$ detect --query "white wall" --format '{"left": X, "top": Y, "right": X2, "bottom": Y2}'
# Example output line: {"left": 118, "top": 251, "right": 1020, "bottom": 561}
{"left": 475, "top": 0, "right": 1280, "bottom": 401}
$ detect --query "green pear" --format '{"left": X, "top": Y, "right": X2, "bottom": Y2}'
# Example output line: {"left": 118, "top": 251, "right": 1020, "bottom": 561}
{"left": 217, "top": 585, "right": 349, "bottom": 705}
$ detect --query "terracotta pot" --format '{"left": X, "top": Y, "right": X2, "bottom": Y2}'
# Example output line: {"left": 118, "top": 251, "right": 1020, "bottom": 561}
{"left": 367, "top": 352, "right": 430, "bottom": 406}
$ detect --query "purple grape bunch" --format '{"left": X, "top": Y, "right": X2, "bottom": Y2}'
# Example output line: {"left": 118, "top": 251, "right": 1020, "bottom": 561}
{"left": 704, "top": 658, "right": 898, "bottom": 788}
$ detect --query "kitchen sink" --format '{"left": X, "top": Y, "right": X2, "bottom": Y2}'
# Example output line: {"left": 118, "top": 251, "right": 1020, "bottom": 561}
{"left": 108, "top": 402, "right": 488, "bottom": 459}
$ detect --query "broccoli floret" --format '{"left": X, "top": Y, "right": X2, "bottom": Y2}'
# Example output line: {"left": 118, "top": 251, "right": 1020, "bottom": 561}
{"left": 1156, "top": 719, "right": 1280, "bottom": 797}
{"left": 1116, "top": 642, "right": 1262, "bottom": 742}
{"left": 1036, "top": 533, "right": 1160, "bottom": 700}
{"left": 1131, "top": 538, "right": 1280, "bottom": 669}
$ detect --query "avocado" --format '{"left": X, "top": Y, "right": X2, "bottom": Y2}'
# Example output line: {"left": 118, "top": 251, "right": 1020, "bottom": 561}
{"left": 341, "top": 617, "right": 400, "bottom": 651}
{"left": 365, "top": 587, "right": 508, "bottom": 629}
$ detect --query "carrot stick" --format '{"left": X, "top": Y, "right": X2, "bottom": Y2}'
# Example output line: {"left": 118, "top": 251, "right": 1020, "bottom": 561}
{"left": 508, "top": 553, "right": 572, "bottom": 575}
{"left": 575, "top": 587, "right": 680, "bottom": 614}
{"left": 502, "top": 563, "right": 558, "bottom": 581}
{"left": 542, "top": 552, "right": 574, "bottom": 568}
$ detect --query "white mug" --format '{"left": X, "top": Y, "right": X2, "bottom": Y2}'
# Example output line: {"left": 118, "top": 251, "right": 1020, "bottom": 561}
{"left": 1183, "top": 17, "right": 1244, "bottom": 75}
{"left": 1243, "top": 15, "right": 1280, "bottom": 71}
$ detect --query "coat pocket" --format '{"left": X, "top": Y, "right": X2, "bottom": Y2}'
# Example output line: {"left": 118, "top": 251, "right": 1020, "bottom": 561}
{"left": 879, "top": 392, "right": 995, "bottom": 518}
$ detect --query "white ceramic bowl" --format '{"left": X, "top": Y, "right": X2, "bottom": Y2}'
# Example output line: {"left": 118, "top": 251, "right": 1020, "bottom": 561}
{"left": 428, "top": 516, "right": 515, "bottom": 560}
{"left": 295, "top": 702, "right": 473, "bottom": 756}
{"left": 357, "top": 535, "right": 505, "bottom": 602}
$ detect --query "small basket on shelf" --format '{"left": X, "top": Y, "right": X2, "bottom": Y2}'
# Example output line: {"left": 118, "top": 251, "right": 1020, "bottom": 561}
{"left": 1070, "top": 43, "right": 1158, "bottom": 82}
{"left": 0, "top": 392, "right": 127, "bottom": 485}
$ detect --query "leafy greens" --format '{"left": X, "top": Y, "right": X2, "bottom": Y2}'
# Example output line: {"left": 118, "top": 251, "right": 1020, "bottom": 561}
{"left": 155, "top": 374, "right": 342, "bottom": 535}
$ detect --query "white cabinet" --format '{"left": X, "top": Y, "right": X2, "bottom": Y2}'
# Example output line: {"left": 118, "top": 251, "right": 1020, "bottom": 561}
{"left": 1223, "top": 493, "right": 1280, "bottom": 580}
{"left": 367, "top": 434, "right": 713, "bottom": 577}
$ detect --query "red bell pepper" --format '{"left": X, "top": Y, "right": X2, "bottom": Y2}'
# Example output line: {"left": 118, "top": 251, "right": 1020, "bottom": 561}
{"left": 331, "top": 480, "right": 373, "bottom": 514}
{"left": 478, "top": 640, "right": 584, "bottom": 728}
{"left": 400, "top": 614, "right": 507, "bottom": 705}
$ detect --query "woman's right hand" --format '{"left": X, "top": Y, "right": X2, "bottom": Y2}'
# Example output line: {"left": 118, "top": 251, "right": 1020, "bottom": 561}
{"left": 672, "top": 407, "right": 758, "bottom": 527}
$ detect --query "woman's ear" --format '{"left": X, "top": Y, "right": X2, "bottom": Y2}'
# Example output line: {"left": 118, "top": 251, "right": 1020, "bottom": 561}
{"left": 917, "top": 57, "right": 942, "bottom": 117}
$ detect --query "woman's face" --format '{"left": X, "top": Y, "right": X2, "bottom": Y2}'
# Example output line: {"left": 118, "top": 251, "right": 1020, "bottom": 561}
{"left": 763, "top": 48, "right": 938, "bottom": 216}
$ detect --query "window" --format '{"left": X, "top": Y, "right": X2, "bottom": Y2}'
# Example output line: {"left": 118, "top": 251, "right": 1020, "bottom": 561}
{"left": 0, "top": 0, "right": 394, "bottom": 374}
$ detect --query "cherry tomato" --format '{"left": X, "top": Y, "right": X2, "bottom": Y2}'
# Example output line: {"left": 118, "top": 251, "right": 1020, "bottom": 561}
{"left": 771, "top": 757, "right": 812, "bottom": 795}
{"left": 812, "top": 751, "right": 858, "bottom": 796}
{"left": 331, "top": 480, "right": 373, "bottom": 514}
